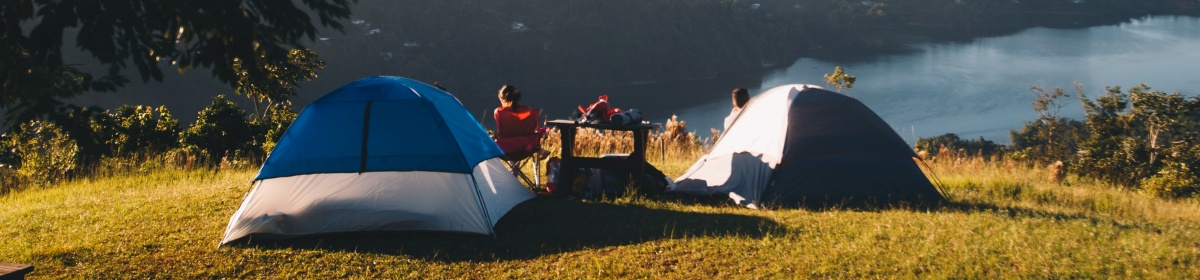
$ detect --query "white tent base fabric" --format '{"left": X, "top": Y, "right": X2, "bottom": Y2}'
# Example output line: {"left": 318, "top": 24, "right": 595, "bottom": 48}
{"left": 221, "top": 158, "right": 533, "bottom": 245}
{"left": 673, "top": 152, "right": 773, "bottom": 209}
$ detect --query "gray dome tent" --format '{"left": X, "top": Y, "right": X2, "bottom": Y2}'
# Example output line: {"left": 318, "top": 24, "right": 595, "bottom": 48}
{"left": 670, "top": 84, "right": 943, "bottom": 208}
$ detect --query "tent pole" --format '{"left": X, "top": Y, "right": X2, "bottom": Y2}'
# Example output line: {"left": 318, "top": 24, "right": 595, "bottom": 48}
{"left": 468, "top": 171, "right": 497, "bottom": 237}
{"left": 917, "top": 158, "right": 950, "bottom": 201}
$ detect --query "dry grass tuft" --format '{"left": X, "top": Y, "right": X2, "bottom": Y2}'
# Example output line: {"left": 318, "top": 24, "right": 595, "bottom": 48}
{"left": 1049, "top": 160, "right": 1065, "bottom": 183}
{"left": 662, "top": 115, "right": 692, "bottom": 145}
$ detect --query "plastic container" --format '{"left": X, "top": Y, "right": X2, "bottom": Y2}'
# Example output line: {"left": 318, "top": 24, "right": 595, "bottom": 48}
{"left": 571, "top": 168, "right": 589, "bottom": 194}
{"left": 575, "top": 168, "right": 593, "bottom": 198}
{"left": 545, "top": 157, "right": 560, "bottom": 193}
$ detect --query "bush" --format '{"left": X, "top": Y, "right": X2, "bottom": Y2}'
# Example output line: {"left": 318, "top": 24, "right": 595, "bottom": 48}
{"left": 1139, "top": 144, "right": 1200, "bottom": 199}
{"left": 0, "top": 133, "right": 18, "bottom": 167}
{"left": 915, "top": 133, "right": 1006, "bottom": 160}
{"left": 0, "top": 167, "right": 25, "bottom": 195}
{"left": 92, "top": 105, "right": 181, "bottom": 156}
{"left": 1139, "top": 162, "right": 1199, "bottom": 199}
{"left": 0, "top": 134, "right": 24, "bottom": 193}
{"left": 1073, "top": 85, "right": 1197, "bottom": 187}
{"left": 42, "top": 105, "right": 109, "bottom": 166}
{"left": 1014, "top": 84, "right": 1200, "bottom": 190}
{"left": 180, "top": 95, "right": 258, "bottom": 164}
{"left": 251, "top": 102, "right": 298, "bottom": 154}
{"left": 5, "top": 120, "right": 80, "bottom": 185}
{"left": 1007, "top": 117, "right": 1087, "bottom": 164}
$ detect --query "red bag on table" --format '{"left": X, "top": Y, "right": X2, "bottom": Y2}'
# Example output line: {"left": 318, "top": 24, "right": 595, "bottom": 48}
{"left": 578, "top": 95, "right": 623, "bottom": 124}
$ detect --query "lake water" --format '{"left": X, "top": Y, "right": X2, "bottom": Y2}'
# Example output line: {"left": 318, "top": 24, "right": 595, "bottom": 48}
{"left": 672, "top": 15, "right": 1200, "bottom": 144}
{"left": 53, "top": 15, "right": 1200, "bottom": 144}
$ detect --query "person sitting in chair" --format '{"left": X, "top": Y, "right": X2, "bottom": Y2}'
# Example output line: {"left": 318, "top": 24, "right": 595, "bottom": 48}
{"left": 493, "top": 84, "right": 548, "bottom": 159}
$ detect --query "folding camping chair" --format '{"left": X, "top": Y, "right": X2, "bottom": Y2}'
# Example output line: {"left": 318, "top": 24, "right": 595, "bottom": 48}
{"left": 493, "top": 106, "right": 546, "bottom": 189}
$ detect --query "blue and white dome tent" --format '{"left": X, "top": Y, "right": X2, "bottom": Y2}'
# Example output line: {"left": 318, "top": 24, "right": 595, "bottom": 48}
{"left": 221, "top": 76, "right": 534, "bottom": 245}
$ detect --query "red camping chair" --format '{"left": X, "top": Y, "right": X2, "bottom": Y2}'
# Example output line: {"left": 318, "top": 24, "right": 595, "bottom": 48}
{"left": 493, "top": 106, "right": 546, "bottom": 189}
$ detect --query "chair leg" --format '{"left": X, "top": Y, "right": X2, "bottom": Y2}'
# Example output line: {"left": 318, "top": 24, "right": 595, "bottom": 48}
{"left": 505, "top": 160, "right": 519, "bottom": 176}
{"left": 519, "top": 172, "right": 536, "bottom": 189}
{"left": 505, "top": 159, "right": 538, "bottom": 189}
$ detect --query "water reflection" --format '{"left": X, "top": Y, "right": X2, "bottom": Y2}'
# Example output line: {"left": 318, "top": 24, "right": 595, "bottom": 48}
{"left": 676, "top": 16, "right": 1200, "bottom": 144}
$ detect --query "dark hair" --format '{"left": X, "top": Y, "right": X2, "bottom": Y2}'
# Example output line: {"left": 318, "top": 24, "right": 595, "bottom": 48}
{"left": 732, "top": 88, "right": 749, "bottom": 109}
{"left": 498, "top": 84, "right": 522, "bottom": 106}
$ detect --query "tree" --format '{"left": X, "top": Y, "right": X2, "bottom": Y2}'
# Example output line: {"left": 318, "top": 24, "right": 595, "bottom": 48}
{"left": 1010, "top": 83, "right": 1088, "bottom": 163}
{"left": 1127, "top": 85, "right": 1191, "bottom": 167}
{"left": 235, "top": 48, "right": 325, "bottom": 118}
{"left": 823, "top": 66, "right": 856, "bottom": 94}
{"left": 0, "top": 0, "right": 354, "bottom": 127}
{"left": 1073, "top": 84, "right": 1198, "bottom": 187}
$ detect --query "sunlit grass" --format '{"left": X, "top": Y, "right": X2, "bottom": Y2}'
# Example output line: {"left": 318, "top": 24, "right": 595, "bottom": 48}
{"left": 2, "top": 128, "right": 1199, "bottom": 278}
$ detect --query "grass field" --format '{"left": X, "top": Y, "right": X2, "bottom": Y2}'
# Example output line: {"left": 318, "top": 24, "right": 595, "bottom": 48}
{"left": 2, "top": 129, "right": 1199, "bottom": 278}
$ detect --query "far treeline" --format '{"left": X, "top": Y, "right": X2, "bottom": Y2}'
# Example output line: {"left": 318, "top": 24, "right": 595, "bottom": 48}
{"left": 2, "top": 0, "right": 1198, "bottom": 197}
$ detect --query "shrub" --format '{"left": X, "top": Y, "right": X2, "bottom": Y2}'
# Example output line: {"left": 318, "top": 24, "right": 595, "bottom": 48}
{"left": 1007, "top": 117, "right": 1087, "bottom": 164}
{"left": 1073, "top": 85, "right": 1198, "bottom": 187}
{"left": 1140, "top": 144, "right": 1200, "bottom": 199}
{"left": 915, "top": 133, "right": 1006, "bottom": 160}
{"left": 92, "top": 105, "right": 181, "bottom": 156}
{"left": 0, "top": 167, "right": 24, "bottom": 195}
{"left": 250, "top": 102, "right": 298, "bottom": 154}
{"left": 1139, "top": 162, "right": 1199, "bottom": 199}
{"left": 1015, "top": 83, "right": 1200, "bottom": 190}
{"left": 0, "top": 133, "right": 18, "bottom": 167}
{"left": 5, "top": 120, "right": 79, "bottom": 185}
{"left": 0, "top": 134, "right": 24, "bottom": 194}
{"left": 180, "top": 95, "right": 258, "bottom": 164}
{"left": 1008, "top": 85, "right": 1089, "bottom": 165}
{"left": 42, "top": 105, "right": 109, "bottom": 165}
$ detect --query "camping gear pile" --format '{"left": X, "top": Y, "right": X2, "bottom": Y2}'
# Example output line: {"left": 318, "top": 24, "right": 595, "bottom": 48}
{"left": 575, "top": 95, "right": 642, "bottom": 125}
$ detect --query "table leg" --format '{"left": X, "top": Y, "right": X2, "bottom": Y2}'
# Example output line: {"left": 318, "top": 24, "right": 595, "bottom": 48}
{"left": 555, "top": 127, "right": 577, "bottom": 197}
{"left": 632, "top": 129, "right": 648, "bottom": 192}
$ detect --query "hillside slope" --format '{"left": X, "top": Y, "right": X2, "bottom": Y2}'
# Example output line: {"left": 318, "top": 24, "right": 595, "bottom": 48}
{"left": 1, "top": 160, "right": 1198, "bottom": 278}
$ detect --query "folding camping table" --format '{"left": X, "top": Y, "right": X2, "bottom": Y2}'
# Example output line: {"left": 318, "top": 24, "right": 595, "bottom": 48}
{"left": 546, "top": 119, "right": 660, "bottom": 197}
